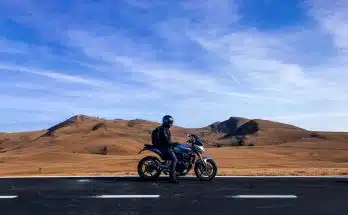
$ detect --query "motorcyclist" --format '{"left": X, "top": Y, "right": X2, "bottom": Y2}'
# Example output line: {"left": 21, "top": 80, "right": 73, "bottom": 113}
{"left": 153, "top": 115, "right": 178, "bottom": 183}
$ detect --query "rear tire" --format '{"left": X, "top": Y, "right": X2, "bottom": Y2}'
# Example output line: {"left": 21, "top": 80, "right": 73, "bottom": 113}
{"left": 194, "top": 159, "right": 217, "bottom": 181}
{"left": 137, "top": 156, "right": 162, "bottom": 180}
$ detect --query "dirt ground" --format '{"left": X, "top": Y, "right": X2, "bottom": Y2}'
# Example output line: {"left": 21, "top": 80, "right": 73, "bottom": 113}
{"left": 1, "top": 145, "right": 348, "bottom": 176}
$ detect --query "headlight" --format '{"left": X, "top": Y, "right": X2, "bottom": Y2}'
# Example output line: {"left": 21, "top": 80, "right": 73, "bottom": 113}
{"left": 195, "top": 145, "right": 205, "bottom": 153}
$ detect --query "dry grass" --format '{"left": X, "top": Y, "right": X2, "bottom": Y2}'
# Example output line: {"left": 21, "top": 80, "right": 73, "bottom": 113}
{"left": 1, "top": 145, "right": 348, "bottom": 176}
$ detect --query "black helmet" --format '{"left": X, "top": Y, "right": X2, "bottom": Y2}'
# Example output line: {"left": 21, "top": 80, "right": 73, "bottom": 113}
{"left": 162, "top": 115, "right": 174, "bottom": 127}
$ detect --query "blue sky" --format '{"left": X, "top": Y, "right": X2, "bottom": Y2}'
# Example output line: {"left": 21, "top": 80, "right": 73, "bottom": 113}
{"left": 0, "top": 0, "right": 348, "bottom": 132}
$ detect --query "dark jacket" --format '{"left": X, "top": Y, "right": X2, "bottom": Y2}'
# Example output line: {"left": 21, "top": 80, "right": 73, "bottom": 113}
{"left": 156, "top": 125, "right": 173, "bottom": 148}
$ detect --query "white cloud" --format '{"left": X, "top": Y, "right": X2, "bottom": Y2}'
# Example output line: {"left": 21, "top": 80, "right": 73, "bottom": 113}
{"left": 64, "top": 28, "right": 301, "bottom": 107}
{"left": 309, "top": 0, "right": 348, "bottom": 53}
{"left": 0, "top": 64, "right": 113, "bottom": 87}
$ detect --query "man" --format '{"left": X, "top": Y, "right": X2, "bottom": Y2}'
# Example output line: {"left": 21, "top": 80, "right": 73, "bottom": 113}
{"left": 152, "top": 115, "right": 178, "bottom": 183}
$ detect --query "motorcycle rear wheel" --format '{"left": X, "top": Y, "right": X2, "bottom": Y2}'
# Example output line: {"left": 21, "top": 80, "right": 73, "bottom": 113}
{"left": 137, "top": 156, "right": 162, "bottom": 179}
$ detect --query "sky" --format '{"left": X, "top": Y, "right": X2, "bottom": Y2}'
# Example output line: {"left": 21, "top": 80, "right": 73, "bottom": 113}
{"left": 0, "top": 0, "right": 348, "bottom": 132}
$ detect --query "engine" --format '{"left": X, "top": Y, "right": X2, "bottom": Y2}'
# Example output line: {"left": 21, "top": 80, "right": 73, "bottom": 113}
{"left": 175, "top": 152, "right": 194, "bottom": 171}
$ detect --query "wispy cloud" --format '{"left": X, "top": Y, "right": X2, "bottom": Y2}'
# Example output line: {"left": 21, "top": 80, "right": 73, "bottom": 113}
{"left": 0, "top": 0, "right": 348, "bottom": 131}
{"left": 308, "top": 0, "right": 348, "bottom": 53}
{"left": 0, "top": 64, "right": 112, "bottom": 87}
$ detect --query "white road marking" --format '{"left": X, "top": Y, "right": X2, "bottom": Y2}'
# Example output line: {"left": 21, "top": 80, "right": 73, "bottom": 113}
{"left": 229, "top": 195, "right": 298, "bottom": 199}
{"left": 91, "top": 195, "right": 160, "bottom": 199}
{"left": 0, "top": 175, "right": 347, "bottom": 179}
{"left": 0, "top": 195, "right": 18, "bottom": 199}
{"left": 77, "top": 179, "right": 91, "bottom": 182}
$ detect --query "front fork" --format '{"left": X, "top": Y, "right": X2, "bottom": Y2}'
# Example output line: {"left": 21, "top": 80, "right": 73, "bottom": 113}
{"left": 197, "top": 153, "right": 207, "bottom": 169}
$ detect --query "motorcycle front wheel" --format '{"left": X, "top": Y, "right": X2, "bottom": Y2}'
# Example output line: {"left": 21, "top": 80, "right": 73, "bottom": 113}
{"left": 194, "top": 159, "right": 217, "bottom": 181}
{"left": 137, "top": 156, "right": 162, "bottom": 179}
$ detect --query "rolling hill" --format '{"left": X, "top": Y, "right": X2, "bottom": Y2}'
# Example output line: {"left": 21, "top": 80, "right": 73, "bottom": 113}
{"left": 1, "top": 114, "right": 348, "bottom": 176}
{"left": 0, "top": 114, "right": 324, "bottom": 154}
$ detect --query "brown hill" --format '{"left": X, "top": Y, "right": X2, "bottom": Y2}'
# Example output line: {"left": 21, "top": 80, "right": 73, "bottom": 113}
{"left": 0, "top": 115, "right": 198, "bottom": 156}
{"left": 1, "top": 114, "right": 348, "bottom": 176}
{"left": 202, "top": 117, "right": 312, "bottom": 147}
{"left": 0, "top": 114, "right": 345, "bottom": 154}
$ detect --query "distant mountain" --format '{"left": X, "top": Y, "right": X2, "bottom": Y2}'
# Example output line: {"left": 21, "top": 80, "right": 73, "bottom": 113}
{"left": 204, "top": 117, "right": 310, "bottom": 147}
{"left": 0, "top": 114, "right": 346, "bottom": 155}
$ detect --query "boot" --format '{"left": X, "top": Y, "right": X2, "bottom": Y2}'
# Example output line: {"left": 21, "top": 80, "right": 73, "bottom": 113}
{"left": 169, "top": 170, "right": 179, "bottom": 183}
{"left": 169, "top": 176, "right": 179, "bottom": 183}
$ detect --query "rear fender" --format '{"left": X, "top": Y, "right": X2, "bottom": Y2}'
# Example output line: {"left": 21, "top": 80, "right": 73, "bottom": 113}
{"left": 138, "top": 147, "right": 163, "bottom": 157}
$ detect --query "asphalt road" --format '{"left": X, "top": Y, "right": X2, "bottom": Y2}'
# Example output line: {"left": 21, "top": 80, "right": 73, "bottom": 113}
{"left": 0, "top": 176, "right": 348, "bottom": 215}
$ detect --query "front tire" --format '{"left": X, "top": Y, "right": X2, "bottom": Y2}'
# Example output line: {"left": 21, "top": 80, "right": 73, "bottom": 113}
{"left": 137, "top": 156, "right": 162, "bottom": 180}
{"left": 194, "top": 159, "right": 217, "bottom": 181}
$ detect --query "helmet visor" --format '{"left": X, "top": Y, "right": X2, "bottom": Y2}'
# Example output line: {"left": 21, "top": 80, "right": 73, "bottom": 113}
{"left": 163, "top": 116, "right": 174, "bottom": 126}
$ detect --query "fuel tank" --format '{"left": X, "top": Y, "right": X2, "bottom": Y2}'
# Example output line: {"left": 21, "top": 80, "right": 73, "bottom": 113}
{"left": 173, "top": 143, "right": 192, "bottom": 153}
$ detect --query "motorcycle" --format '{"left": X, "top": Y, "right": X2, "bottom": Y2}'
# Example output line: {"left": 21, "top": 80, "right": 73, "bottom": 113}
{"left": 137, "top": 134, "right": 218, "bottom": 181}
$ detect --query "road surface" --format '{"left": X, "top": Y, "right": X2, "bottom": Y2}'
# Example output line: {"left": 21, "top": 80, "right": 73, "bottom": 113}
{"left": 0, "top": 176, "right": 347, "bottom": 215}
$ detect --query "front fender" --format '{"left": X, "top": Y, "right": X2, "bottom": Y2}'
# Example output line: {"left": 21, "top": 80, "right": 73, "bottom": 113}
{"left": 195, "top": 156, "right": 215, "bottom": 166}
{"left": 202, "top": 156, "right": 214, "bottom": 162}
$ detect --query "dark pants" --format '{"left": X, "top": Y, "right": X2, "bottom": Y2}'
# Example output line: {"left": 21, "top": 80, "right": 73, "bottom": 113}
{"left": 159, "top": 147, "right": 178, "bottom": 179}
